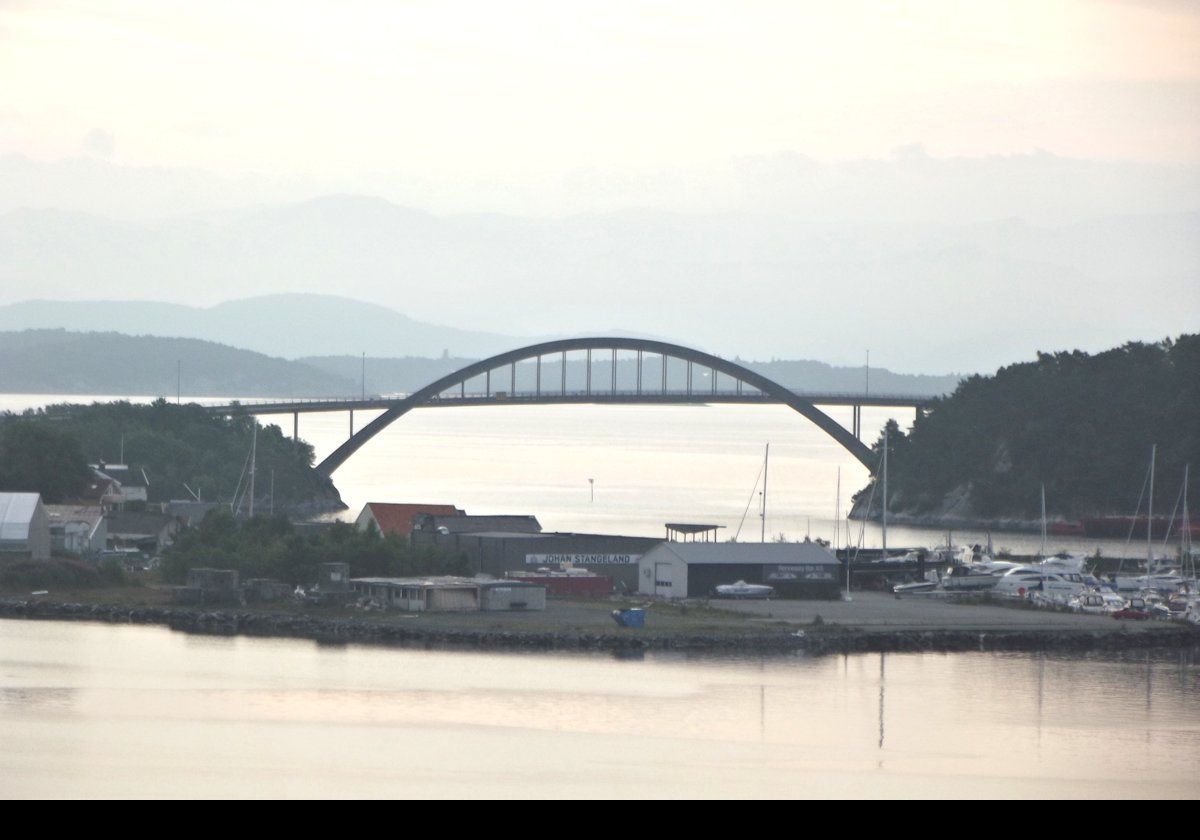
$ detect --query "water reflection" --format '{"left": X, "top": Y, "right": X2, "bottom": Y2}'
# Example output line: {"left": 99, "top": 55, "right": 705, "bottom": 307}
{"left": 0, "top": 621, "right": 1196, "bottom": 798}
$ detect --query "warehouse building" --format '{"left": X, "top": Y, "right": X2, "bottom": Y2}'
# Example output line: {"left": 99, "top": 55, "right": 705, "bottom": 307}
{"left": 0, "top": 492, "right": 50, "bottom": 561}
{"left": 638, "top": 541, "right": 841, "bottom": 600}
{"left": 413, "top": 528, "right": 658, "bottom": 591}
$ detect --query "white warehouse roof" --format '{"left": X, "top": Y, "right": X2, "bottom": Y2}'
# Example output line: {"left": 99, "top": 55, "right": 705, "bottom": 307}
{"left": 0, "top": 492, "right": 42, "bottom": 543}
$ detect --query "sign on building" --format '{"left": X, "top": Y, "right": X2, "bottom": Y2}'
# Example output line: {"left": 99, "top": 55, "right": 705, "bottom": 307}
{"left": 525, "top": 553, "right": 642, "bottom": 565}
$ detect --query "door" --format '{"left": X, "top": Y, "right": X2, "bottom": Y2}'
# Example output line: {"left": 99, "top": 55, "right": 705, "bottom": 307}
{"left": 654, "top": 562, "right": 675, "bottom": 597}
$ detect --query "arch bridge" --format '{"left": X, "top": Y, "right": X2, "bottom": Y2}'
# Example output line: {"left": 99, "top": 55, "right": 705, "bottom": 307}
{"left": 208, "top": 338, "right": 934, "bottom": 476}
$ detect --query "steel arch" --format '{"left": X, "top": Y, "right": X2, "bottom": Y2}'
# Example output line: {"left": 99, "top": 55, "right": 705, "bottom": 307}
{"left": 315, "top": 337, "right": 875, "bottom": 476}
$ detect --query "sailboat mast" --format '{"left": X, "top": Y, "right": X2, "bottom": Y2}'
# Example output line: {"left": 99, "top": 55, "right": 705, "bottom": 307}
{"left": 881, "top": 426, "right": 889, "bottom": 558}
{"left": 248, "top": 423, "right": 257, "bottom": 519}
{"left": 834, "top": 466, "right": 841, "bottom": 552}
{"left": 1040, "top": 484, "right": 1047, "bottom": 558}
{"left": 1183, "top": 463, "right": 1192, "bottom": 581}
{"left": 1147, "top": 443, "right": 1156, "bottom": 568}
{"left": 760, "top": 443, "right": 769, "bottom": 543}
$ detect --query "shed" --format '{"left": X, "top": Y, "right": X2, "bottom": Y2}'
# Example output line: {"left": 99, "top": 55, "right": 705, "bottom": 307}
{"left": 0, "top": 492, "right": 50, "bottom": 560}
{"left": 638, "top": 541, "right": 841, "bottom": 600}
{"left": 351, "top": 576, "right": 482, "bottom": 612}
{"left": 479, "top": 580, "right": 547, "bottom": 611}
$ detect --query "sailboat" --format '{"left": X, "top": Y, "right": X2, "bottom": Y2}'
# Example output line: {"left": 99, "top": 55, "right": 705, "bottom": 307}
{"left": 1114, "top": 446, "right": 1185, "bottom": 595}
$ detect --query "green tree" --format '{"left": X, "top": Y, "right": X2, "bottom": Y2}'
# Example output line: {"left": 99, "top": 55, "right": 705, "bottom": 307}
{"left": 0, "top": 421, "right": 91, "bottom": 502}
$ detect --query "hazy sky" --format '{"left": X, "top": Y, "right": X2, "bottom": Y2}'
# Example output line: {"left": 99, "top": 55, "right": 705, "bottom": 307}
{"left": 3, "top": 0, "right": 1198, "bottom": 185}
{"left": 0, "top": 1, "right": 1197, "bottom": 372}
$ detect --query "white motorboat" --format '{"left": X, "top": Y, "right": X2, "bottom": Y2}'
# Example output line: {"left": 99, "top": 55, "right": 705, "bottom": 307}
{"left": 713, "top": 580, "right": 775, "bottom": 599}
{"left": 941, "top": 559, "right": 1019, "bottom": 591}
{"left": 1112, "top": 571, "right": 1185, "bottom": 594}
{"left": 1068, "top": 590, "right": 1126, "bottom": 615}
{"left": 992, "top": 566, "right": 1088, "bottom": 602}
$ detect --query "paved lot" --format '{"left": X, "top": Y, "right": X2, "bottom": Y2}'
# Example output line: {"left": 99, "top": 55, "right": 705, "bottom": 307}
{"left": 710, "top": 591, "right": 1132, "bottom": 631}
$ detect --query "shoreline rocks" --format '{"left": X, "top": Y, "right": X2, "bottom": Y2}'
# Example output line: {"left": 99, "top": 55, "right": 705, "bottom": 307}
{"left": 1, "top": 598, "right": 1197, "bottom": 657}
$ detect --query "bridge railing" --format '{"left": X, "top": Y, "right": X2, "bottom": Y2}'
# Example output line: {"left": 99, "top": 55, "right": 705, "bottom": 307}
{"left": 206, "top": 388, "right": 939, "bottom": 412}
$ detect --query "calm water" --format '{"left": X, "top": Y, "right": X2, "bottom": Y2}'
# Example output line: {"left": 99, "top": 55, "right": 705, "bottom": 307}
{"left": 0, "top": 393, "right": 1145, "bottom": 556}
{"left": 0, "top": 620, "right": 1197, "bottom": 798}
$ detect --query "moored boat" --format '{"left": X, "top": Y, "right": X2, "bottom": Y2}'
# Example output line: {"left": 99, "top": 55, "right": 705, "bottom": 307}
{"left": 713, "top": 580, "right": 775, "bottom": 599}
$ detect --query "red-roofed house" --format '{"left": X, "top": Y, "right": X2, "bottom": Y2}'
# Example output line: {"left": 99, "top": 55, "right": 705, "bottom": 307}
{"left": 355, "top": 502, "right": 465, "bottom": 539}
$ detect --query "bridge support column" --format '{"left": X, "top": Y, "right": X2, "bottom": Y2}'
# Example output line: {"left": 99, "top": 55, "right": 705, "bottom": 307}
{"left": 293, "top": 411, "right": 298, "bottom": 444}
{"left": 510, "top": 362, "right": 516, "bottom": 395}
{"left": 536, "top": 356, "right": 541, "bottom": 396}
{"left": 636, "top": 351, "right": 642, "bottom": 394}
{"left": 611, "top": 349, "right": 616, "bottom": 392}
{"left": 852, "top": 405, "right": 861, "bottom": 439}
{"left": 661, "top": 354, "right": 667, "bottom": 392}
{"left": 350, "top": 409, "right": 355, "bottom": 438}
{"left": 561, "top": 351, "right": 566, "bottom": 395}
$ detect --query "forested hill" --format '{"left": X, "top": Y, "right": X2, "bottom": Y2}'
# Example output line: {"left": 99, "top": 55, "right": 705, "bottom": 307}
{"left": 851, "top": 335, "right": 1200, "bottom": 524}
{"left": 0, "top": 330, "right": 356, "bottom": 397}
{"left": 0, "top": 401, "right": 344, "bottom": 515}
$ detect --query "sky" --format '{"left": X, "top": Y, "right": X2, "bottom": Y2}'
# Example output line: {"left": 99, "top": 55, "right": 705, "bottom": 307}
{"left": 4, "top": 1, "right": 1199, "bottom": 181}
{"left": 0, "top": 1, "right": 1197, "bottom": 370}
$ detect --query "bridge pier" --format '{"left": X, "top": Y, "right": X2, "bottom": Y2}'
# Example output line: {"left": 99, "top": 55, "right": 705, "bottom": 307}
{"left": 852, "top": 404, "right": 861, "bottom": 439}
{"left": 293, "top": 411, "right": 298, "bottom": 444}
{"left": 636, "top": 350, "right": 642, "bottom": 394}
{"left": 350, "top": 409, "right": 354, "bottom": 437}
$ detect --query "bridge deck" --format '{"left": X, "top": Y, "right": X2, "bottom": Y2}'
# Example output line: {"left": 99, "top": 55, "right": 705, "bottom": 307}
{"left": 206, "top": 390, "right": 936, "bottom": 415}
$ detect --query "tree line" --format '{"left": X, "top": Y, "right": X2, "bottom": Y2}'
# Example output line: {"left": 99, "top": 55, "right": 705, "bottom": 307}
{"left": 853, "top": 334, "right": 1199, "bottom": 520}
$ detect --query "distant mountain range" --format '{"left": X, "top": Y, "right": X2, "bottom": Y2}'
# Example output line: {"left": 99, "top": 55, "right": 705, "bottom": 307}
{"left": 0, "top": 294, "right": 527, "bottom": 360}
{"left": 2, "top": 194, "right": 1196, "bottom": 372}
{"left": 0, "top": 330, "right": 355, "bottom": 397}
{"left": 0, "top": 328, "right": 962, "bottom": 398}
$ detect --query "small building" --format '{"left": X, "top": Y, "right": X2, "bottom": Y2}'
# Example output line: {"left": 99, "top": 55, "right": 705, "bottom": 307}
{"left": 175, "top": 567, "right": 242, "bottom": 605}
{"left": 352, "top": 576, "right": 482, "bottom": 612}
{"left": 317, "top": 562, "right": 351, "bottom": 592}
{"left": 161, "top": 500, "right": 220, "bottom": 527}
{"left": 351, "top": 576, "right": 547, "bottom": 612}
{"left": 507, "top": 569, "right": 613, "bottom": 598}
{"left": 0, "top": 492, "right": 51, "bottom": 561}
{"left": 106, "top": 510, "right": 178, "bottom": 555}
{"left": 413, "top": 513, "right": 542, "bottom": 536}
{"left": 355, "top": 502, "right": 465, "bottom": 539}
{"left": 243, "top": 578, "right": 293, "bottom": 603}
{"left": 638, "top": 542, "right": 841, "bottom": 600}
{"left": 479, "top": 580, "right": 547, "bottom": 611}
{"left": 45, "top": 504, "right": 106, "bottom": 557}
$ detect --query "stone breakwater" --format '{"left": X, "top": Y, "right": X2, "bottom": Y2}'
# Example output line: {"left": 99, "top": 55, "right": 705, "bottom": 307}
{"left": 2, "top": 598, "right": 1198, "bottom": 656}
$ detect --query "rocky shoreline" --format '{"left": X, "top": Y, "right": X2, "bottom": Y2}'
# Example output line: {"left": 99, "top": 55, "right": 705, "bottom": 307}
{"left": 2, "top": 598, "right": 1197, "bottom": 657}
